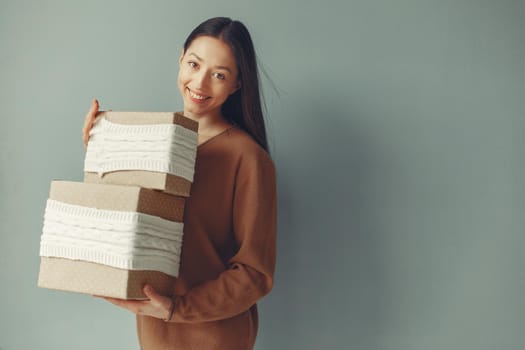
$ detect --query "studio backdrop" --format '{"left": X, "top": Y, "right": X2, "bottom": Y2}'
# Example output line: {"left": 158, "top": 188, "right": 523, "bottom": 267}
{"left": 1, "top": 0, "right": 523, "bottom": 349}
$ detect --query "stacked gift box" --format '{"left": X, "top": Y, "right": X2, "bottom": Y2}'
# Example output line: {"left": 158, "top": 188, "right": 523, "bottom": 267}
{"left": 38, "top": 111, "right": 198, "bottom": 300}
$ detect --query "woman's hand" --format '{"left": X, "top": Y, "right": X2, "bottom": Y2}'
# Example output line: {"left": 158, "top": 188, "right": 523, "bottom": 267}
{"left": 95, "top": 284, "right": 175, "bottom": 321}
{"left": 82, "top": 98, "right": 100, "bottom": 148}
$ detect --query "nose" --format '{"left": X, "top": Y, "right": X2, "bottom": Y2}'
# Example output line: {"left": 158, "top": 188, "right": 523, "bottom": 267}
{"left": 193, "top": 70, "right": 209, "bottom": 90}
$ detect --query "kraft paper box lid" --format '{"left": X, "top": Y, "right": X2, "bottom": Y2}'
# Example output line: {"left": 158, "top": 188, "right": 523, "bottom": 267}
{"left": 48, "top": 180, "right": 185, "bottom": 221}
{"left": 38, "top": 180, "right": 185, "bottom": 299}
{"left": 84, "top": 111, "right": 199, "bottom": 197}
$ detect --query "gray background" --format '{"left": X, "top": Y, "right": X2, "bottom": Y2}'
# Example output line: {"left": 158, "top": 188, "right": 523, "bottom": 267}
{"left": 1, "top": 0, "right": 523, "bottom": 349}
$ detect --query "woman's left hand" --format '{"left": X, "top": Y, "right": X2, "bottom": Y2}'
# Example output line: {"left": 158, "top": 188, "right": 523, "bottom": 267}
{"left": 95, "top": 284, "right": 174, "bottom": 320}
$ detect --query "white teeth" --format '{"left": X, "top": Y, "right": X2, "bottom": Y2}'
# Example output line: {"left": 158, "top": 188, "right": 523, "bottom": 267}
{"left": 188, "top": 89, "right": 208, "bottom": 100}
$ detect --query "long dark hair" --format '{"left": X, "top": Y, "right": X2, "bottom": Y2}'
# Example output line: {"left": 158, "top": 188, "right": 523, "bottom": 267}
{"left": 183, "top": 17, "right": 269, "bottom": 154}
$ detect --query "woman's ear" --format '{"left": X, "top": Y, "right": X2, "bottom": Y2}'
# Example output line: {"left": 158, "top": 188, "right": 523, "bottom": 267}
{"left": 231, "top": 80, "right": 241, "bottom": 95}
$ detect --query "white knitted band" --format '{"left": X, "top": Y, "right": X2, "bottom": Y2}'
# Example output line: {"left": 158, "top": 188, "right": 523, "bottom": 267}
{"left": 84, "top": 118, "right": 198, "bottom": 181}
{"left": 39, "top": 199, "right": 183, "bottom": 277}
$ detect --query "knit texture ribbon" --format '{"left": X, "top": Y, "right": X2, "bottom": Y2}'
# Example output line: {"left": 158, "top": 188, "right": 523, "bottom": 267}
{"left": 39, "top": 199, "right": 183, "bottom": 277}
{"left": 84, "top": 118, "right": 198, "bottom": 181}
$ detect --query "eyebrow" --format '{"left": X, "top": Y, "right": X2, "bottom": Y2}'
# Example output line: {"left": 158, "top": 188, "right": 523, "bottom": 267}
{"left": 188, "top": 52, "right": 232, "bottom": 73}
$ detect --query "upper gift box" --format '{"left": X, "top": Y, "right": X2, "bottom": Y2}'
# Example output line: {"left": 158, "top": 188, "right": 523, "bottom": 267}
{"left": 84, "top": 111, "right": 199, "bottom": 197}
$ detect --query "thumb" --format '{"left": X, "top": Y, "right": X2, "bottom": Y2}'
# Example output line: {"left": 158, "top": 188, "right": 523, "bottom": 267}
{"left": 143, "top": 285, "right": 174, "bottom": 316}
{"left": 143, "top": 285, "right": 167, "bottom": 304}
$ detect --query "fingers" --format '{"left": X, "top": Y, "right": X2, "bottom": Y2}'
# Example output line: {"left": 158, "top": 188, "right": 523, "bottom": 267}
{"left": 82, "top": 98, "right": 99, "bottom": 148}
{"left": 98, "top": 296, "right": 144, "bottom": 314}
{"left": 89, "top": 98, "right": 99, "bottom": 114}
{"left": 103, "top": 297, "right": 124, "bottom": 306}
{"left": 143, "top": 285, "right": 173, "bottom": 315}
{"left": 143, "top": 285, "right": 168, "bottom": 305}
{"left": 143, "top": 284, "right": 158, "bottom": 299}
{"left": 92, "top": 287, "right": 172, "bottom": 319}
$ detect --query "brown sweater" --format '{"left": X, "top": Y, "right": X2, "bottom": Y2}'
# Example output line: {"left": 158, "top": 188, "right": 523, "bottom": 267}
{"left": 136, "top": 126, "right": 277, "bottom": 350}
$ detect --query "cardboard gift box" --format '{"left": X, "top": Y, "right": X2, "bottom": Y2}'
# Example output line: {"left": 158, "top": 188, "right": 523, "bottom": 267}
{"left": 84, "top": 111, "right": 199, "bottom": 197}
{"left": 38, "top": 180, "right": 185, "bottom": 300}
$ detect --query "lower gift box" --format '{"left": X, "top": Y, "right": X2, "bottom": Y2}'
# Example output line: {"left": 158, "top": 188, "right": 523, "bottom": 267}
{"left": 37, "top": 180, "right": 185, "bottom": 300}
{"left": 38, "top": 257, "right": 175, "bottom": 300}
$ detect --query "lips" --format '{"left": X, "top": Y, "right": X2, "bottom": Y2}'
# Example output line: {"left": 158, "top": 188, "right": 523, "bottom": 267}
{"left": 186, "top": 88, "right": 211, "bottom": 103}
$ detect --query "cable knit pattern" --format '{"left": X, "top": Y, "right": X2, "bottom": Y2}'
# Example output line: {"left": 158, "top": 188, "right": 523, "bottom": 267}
{"left": 39, "top": 199, "right": 183, "bottom": 277}
{"left": 84, "top": 118, "right": 198, "bottom": 181}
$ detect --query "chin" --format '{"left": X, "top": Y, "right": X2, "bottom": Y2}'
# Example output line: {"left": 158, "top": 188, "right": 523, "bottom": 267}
{"left": 185, "top": 104, "right": 208, "bottom": 115}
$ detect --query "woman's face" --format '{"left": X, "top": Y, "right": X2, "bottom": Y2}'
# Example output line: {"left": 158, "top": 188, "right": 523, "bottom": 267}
{"left": 178, "top": 35, "right": 240, "bottom": 118}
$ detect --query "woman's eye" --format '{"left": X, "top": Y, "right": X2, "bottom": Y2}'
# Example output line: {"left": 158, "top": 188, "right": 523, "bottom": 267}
{"left": 214, "top": 73, "right": 225, "bottom": 80}
{"left": 188, "top": 61, "right": 197, "bottom": 68}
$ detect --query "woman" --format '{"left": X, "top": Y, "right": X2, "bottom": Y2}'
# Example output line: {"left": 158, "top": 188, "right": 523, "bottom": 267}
{"left": 82, "top": 17, "right": 277, "bottom": 350}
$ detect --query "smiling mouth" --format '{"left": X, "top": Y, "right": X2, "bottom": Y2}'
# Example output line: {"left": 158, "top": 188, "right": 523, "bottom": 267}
{"left": 187, "top": 88, "right": 211, "bottom": 100}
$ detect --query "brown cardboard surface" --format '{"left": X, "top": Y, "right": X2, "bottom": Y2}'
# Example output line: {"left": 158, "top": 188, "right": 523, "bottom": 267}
{"left": 49, "top": 180, "right": 185, "bottom": 222}
{"left": 38, "top": 257, "right": 175, "bottom": 300}
{"left": 84, "top": 171, "right": 192, "bottom": 197}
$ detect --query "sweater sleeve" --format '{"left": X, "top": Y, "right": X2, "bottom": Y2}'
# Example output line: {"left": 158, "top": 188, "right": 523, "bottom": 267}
{"left": 169, "top": 150, "right": 277, "bottom": 323}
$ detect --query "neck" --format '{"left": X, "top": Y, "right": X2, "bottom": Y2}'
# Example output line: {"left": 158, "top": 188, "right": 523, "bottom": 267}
{"left": 182, "top": 108, "right": 229, "bottom": 135}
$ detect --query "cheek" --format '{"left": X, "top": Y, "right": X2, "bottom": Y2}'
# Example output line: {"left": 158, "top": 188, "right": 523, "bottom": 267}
{"left": 224, "top": 82, "right": 238, "bottom": 96}
{"left": 176, "top": 75, "right": 183, "bottom": 92}
{"left": 178, "top": 74, "right": 192, "bottom": 93}
{"left": 177, "top": 70, "right": 185, "bottom": 84}
{"left": 178, "top": 66, "right": 191, "bottom": 83}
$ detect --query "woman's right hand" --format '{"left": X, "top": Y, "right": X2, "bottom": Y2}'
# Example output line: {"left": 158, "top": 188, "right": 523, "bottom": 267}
{"left": 82, "top": 98, "right": 100, "bottom": 148}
